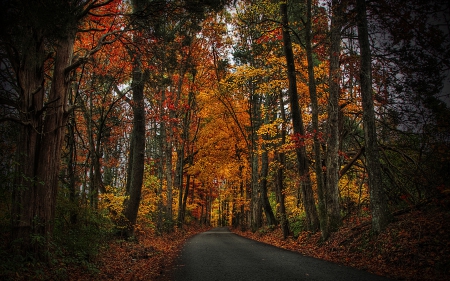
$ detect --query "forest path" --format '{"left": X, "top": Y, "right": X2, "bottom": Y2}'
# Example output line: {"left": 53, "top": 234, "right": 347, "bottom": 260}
{"left": 171, "top": 227, "right": 391, "bottom": 281}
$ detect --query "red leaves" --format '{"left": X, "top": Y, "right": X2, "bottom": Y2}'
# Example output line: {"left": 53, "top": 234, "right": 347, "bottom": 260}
{"left": 256, "top": 28, "right": 283, "bottom": 44}
{"left": 289, "top": 130, "right": 325, "bottom": 149}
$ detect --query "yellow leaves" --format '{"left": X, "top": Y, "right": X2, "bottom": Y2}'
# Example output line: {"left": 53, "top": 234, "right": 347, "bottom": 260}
{"left": 257, "top": 118, "right": 283, "bottom": 138}
{"left": 98, "top": 185, "right": 128, "bottom": 222}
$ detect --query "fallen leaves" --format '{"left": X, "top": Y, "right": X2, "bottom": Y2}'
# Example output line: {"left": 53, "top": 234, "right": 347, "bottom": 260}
{"left": 67, "top": 225, "right": 210, "bottom": 281}
{"left": 232, "top": 204, "right": 450, "bottom": 281}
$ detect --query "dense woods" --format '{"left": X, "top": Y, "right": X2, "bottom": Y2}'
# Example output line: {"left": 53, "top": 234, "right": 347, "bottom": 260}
{"left": 1, "top": 0, "right": 449, "bottom": 280}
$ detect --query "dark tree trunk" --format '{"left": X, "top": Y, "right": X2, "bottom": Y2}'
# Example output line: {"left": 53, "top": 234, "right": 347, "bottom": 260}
{"left": 181, "top": 175, "right": 192, "bottom": 224}
{"left": 250, "top": 92, "right": 262, "bottom": 232}
{"left": 356, "top": 0, "right": 389, "bottom": 234}
{"left": 280, "top": 3, "right": 319, "bottom": 232}
{"left": 122, "top": 59, "right": 146, "bottom": 237}
{"left": 260, "top": 94, "right": 277, "bottom": 227}
{"left": 176, "top": 88, "right": 194, "bottom": 227}
{"left": 325, "top": 0, "right": 345, "bottom": 238}
{"left": 275, "top": 91, "right": 289, "bottom": 239}
{"left": 260, "top": 149, "right": 277, "bottom": 226}
{"left": 12, "top": 34, "right": 74, "bottom": 257}
{"left": 305, "top": 0, "right": 328, "bottom": 239}
{"left": 121, "top": 0, "right": 149, "bottom": 237}
{"left": 67, "top": 118, "right": 78, "bottom": 225}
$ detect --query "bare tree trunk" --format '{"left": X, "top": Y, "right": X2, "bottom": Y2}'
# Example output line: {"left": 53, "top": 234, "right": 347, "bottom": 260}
{"left": 305, "top": 0, "right": 328, "bottom": 238}
{"left": 122, "top": 54, "right": 145, "bottom": 237}
{"left": 176, "top": 158, "right": 185, "bottom": 227}
{"left": 12, "top": 34, "right": 74, "bottom": 257}
{"left": 181, "top": 175, "right": 191, "bottom": 225}
{"left": 176, "top": 84, "right": 195, "bottom": 227}
{"left": 165, "top": 137, "right": 174, "bottom": 229}
{"left": 260, "top": 94, "right": 277, "bottom": 227}
{"left": 356, "top": 0, "right": 389, "bottom": 234}
{"left": 250, "top": 92, "right": 262, "bottom": 232}
{"left": 66, "top": 116, "right": 78, "bottom": 225}
{"left": 280, "top": 3, "right": 319, "bottom": 232}
{"left": 325, "top": 0, "right": 345, "bottom": 238}
{"left": 275, "top": 91, "right": 289, "bottom": 239}
{"left": 260, "top": 149, "right": 277, "bottom": 226}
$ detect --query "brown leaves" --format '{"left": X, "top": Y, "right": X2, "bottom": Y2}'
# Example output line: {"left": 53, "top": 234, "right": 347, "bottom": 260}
{"left": 67, "top": 225, "right": 210, "bottom": 281}
{"left": 232, "top": 204, "right": 450, "bottom": 281}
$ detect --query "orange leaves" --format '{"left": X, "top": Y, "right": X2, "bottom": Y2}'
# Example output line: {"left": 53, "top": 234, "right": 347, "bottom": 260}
{"left": 74, "top": 1, "right": 131, "bottom": 83}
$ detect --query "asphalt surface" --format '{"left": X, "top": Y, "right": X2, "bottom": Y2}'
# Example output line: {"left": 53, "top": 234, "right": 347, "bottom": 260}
{"left": 172, "top": 227, "right": 392, "bottom": 281}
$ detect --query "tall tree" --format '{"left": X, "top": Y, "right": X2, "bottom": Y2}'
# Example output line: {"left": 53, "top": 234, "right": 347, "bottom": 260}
{"left": 1, "top": 0, "right": 116, "bottom": 257}
{"left": 280, "top": 3, "right": 319, "bottom": 232}
{"left": 260, "top": 94, "right": 277, "bottom": 227}
{"left": 356, "top": 0, "right": 389, "bottom": 233}
{"left": 121, "top": 0, "right": 148, "bottom": 237}
{"left": 325, "top": 0, "right": 345, "bottom": 238}
{"left": 275, "top": 91, "right": 289, "bottom": 238}
{"left": 304, "top": 0, "right": 328, "bottom": 238}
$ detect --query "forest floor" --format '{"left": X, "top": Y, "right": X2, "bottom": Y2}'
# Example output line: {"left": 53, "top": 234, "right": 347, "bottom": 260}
{"left": 65, "top": 202, "right": 449, "bottom": 281}
{"left": 232, "top": 202, "right": 450, "bottom": 281}
{"left": 66, "top": 225, "right": 211, "bottom": 281}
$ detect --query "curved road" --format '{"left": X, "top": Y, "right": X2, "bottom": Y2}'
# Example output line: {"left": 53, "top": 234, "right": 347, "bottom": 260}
{"left": 172, "top": 227, "right": 391, "bottom": 281}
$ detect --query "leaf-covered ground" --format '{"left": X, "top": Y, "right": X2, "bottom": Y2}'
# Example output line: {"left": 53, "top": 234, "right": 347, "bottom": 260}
{"left": 63, "top": 203, "right": 449, "bottom": 281}
{"left": 232, "top": 203, "right": 450, "bottom": 281}
{"left": 66, "top": 225, "right": 210, "bottom": 281}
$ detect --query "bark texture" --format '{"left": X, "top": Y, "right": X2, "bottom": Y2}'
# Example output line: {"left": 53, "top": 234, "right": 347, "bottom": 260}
{"left": 280, "top": 3, "right": 319, "bottom": 232}
{"left": 356, "top": 0, "right": 389, "bottom": 234}
{"left": 325, "top": 0, "right": 345, "bottom": 237}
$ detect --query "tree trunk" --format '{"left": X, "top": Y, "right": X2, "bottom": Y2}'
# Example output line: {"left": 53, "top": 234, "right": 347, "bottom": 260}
{"left": 181, "top": 175, "right": 192, "bottom": 224}
{"left": 305, "top": 0, "right": 328, "bottom": 239}
{"left": 165, "top": 136, "right": 174, "bottom": 229}
{"left": 66, "top": 117, "right": 78, "bottom": 225}
{"left": 250, "top": 91, "right": 262, "bottom": 232}
{"left": 275, "top": 91, "right": 289, "bottom": 239}
{"left": 260, "top": 94, "right": 277, "bottom": 227}
{"left": 280, "top": 3, "right": 319, "bottom": 232}
{"left": 176, "top": 86, "right": 194, "bottom": 227}
{"left": 176, "top": 158, "right": 185, "bottom": 227}
{"left": 356, "top": 0, "right": 389, "bottom": 234}
{"left": 260, "top": 149, "right": 277, "bottom": 226}
{"left": 12, "top": 34, "right": 74, "bottom": 257}
{"left": 325, "top": 0, "right": 345, "bottom": 238}
{"left": 122, "top": 57, "right": 146, "bottom": 237}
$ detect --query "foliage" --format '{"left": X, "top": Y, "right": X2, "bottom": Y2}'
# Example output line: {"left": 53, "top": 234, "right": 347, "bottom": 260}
{"left": 0, "top": 0, "right": 449, "bottom": 279}
{"left": 53, "top": 205, "right": 114, "bottom": 270}
{"left": 0, "top": 192, "right": 115, "bottom": 280}
{"left": 98, "top": 186, "right": 129, "bottom": 229}
{"left": 288, "top": 212, "right": 307, "bottom": 238}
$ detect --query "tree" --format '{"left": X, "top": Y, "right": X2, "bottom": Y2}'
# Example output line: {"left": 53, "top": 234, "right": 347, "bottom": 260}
{"left": 280, "top": 3, "right": 319, "bottom": 232}
{"left": 325, "top": 0, "right": 345, "bottom": 238}
{"left": 0, "top": 0, "right": 117, "bottom": 257}
{"left": 303, "top": 0, "right": 329, "bottom": 239}
{"left": 275, "top": 91, "right": 289, "bottom": 238}
{"left": 356, "top": 0, "right": 389, "bottom": 233}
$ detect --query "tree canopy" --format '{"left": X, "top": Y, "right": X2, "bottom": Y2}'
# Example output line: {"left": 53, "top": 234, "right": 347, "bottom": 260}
{"left": 1, "top": 0, "right": 449, "bottom": 279}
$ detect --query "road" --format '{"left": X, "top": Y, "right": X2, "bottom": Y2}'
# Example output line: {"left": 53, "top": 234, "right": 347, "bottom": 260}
{"left": 172, "top": 227, "right": 391, "bottom": 281}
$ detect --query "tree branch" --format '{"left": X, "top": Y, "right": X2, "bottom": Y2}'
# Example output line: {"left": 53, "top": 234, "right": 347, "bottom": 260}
{"left": 65, "top": 30, "right": 123, "bottom": 75}
{"left": 339, "top": 146, "right": 365, "bottom": 178}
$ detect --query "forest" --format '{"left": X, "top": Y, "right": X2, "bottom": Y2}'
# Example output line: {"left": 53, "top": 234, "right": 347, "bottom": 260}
{"left": 0, "top": 0, "right": 449, "bottom": 280}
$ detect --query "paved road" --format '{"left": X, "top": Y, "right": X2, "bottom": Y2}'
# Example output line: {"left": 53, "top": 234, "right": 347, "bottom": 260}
{"left": 172, "top": 227, "right": 391, "bottom": 281}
